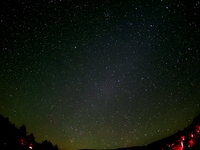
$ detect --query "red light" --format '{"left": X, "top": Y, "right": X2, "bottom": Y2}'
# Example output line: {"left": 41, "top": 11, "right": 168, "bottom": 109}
{"left": 196, "top": 129, "right": 199, "bottom": 133}
{"left": 19, "top": 138, "right": 25, "bottom": 146}
{"left": 180, "top": 136, "right": 185, "bottom": 141}
{"left": 188, "top": 140, "right": 195, "bottom": 147}
{"left": 29, "top": 143, "right": 33, "bottom": 149}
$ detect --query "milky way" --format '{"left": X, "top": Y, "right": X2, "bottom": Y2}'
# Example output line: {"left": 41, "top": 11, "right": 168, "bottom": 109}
{"left": 0, "top": 1, "right": 200, "bottom": 150}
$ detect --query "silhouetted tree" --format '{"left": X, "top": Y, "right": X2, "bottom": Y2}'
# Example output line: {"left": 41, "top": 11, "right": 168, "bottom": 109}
{"left": 0, "top": 114, "right": 58, "bottom": 150}
{"left": 19, "top": 124, "right": 27, "bottom": 137}
{"left": 41, "top": 140, "right": 54, "bottom": 150}
{"left": 29, "top": 133, "right": 35, "bottom": 141}
{"left": 54, "top": 144, "right": 59, "bottom": 150}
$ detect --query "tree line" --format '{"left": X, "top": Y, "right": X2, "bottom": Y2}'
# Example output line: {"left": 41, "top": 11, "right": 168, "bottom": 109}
{"left": 0, "top": 114, "right": 58, "bottom": 150}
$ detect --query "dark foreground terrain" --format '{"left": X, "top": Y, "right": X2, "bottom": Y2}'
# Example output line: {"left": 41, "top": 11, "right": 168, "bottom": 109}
{"left": 1, "top": 113, "right": 200, "bottom": 150}
{"left": 79, "top": 114, "right": 200, "bottom": 150}
{"left": 116, "top": 114, "right": 200, "bottom": 150}
{"left": 0, "top": 114, "right": 58, "bottom": 150}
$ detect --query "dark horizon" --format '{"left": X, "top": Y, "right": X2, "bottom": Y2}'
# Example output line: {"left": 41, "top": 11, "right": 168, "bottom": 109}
{"left": 1, "top": 113, "right": 200, "bottom": 150}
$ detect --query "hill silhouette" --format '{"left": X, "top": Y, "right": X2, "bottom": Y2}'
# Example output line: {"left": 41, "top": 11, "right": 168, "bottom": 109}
{"left": 116, "top": 114, "right": 200, "bottom": 150}
{"left": 0, "top": 114, "right": 59, "bottom": 150}
{"left": 79, "top": 114, "right": 200, "bottom": 150}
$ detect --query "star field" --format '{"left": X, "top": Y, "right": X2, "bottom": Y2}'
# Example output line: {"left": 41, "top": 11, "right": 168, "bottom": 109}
{"left": 0, "top": 0, "right": 200, "bottom": 150}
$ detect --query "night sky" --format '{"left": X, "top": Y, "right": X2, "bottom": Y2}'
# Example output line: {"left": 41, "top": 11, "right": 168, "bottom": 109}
{"left": 1, "top": 0, "right": 200, "bottom": 150}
